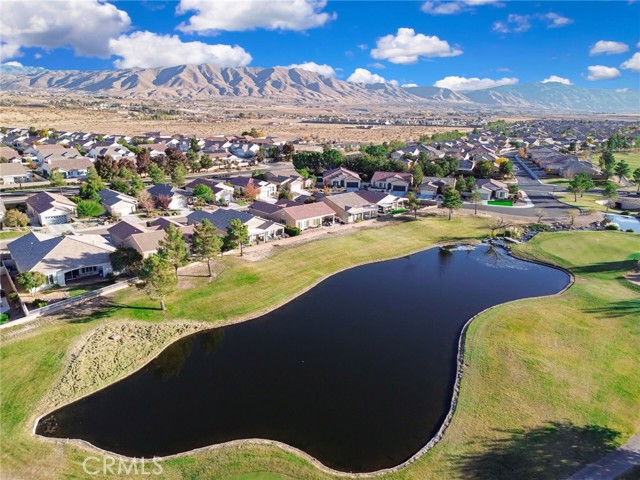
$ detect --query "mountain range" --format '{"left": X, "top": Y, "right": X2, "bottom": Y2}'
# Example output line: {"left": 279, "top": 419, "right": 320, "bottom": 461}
{"left": 1, "top": 63, "right": 638, "bottom": 113}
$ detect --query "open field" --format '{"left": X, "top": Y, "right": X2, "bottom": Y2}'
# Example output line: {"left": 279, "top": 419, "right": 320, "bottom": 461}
{"left": 1, "top": 218, "right": 639, "bottom": 479}
{"left": 554, "top": 192, "right": 623, "bottom": 213}
{"left": 615, "top": 151, "right": 640, "bottom": 172}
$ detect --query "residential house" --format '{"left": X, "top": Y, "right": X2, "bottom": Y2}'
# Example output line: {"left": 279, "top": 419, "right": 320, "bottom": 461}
{"left": 369, "top": 171, "right": 413, "bottom": 194}
{"left": 355, "top": 190, "right": 407, "bottom": 213}
{"left": 185, "top": 178, "right": 234, "bottom": 204}
{"left": 227, "top": 177, "right": 277, "bottom": 201}
{"left": 7, "top": 232, "right": 115, "bottom": 288}
{"left": 475, "top": 179, "right": 510, "bottom": 201}
{"left": 41, "top": 156, "right": 93, "bottom": 179}
{"left": 187, "top": 209, "right": 284, "bottom": 243}
{"left": 0, "top": 146, "right": 21, "bottom": 162}
{"left": 147, "top": 184, "right": 190, "bottom": 210}
{"left": 280, "top": 202, "right": 335, "bottom": 230}
{"left": 0, "top": 163, "right": 31, "bottom": 184}
{"left": 418, "top": 177, "right": 456, "bottom": 200}
{"left": 323, "top": 167, "right": 362, "bottom": 190}
{"left": 26, "top": 191, "right": 76, "bottom": 226}
{"left": 321, "top": 192, "right": 378, "bottom": 223}
{"left": 98, "top": 189, "right": 138, "bottom": 217}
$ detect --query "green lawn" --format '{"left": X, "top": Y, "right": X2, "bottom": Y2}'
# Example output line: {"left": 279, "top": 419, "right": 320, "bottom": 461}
{"left": 554, "top": 192, "right": 622, "bottom": 213}
{"left": 615, "top": 151, "right": 640, "bottom": 172}
{"left": 488, "top": 200, "right": 513, "bottom": 206}
{"left": 1, "top": 222, "right": 639, "bottom": 480}
{"left": 0, "top": 230, "right": 27, "bottom": 240}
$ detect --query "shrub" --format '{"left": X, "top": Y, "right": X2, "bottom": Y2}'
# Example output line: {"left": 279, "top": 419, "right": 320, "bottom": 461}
{"left": 284, "top": 226, "right": 301, "bottom": 237}
{"left": 0, "top": 313, "right": 8, "bottom": 324}
{"left": 604, "top": 224, "right": 619, "bottom": 230}
{"left": 76, "top": 199, "right": 105, "bottom": 218}
{"left": 625, "top": 229, "right": 635, "bottom": 233}
{"left": 32, "top": 299, "right": 48, "bottom": 308}
{"left": 528, "top": 223, "right": 551, "bottom": 232}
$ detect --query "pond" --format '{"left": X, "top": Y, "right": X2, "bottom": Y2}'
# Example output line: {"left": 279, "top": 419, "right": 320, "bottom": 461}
{"left": 605, "top": 213, "right": 640, "bottom": 233}
{"left": 36, "top": 245, "right": 570, "bottom": 473}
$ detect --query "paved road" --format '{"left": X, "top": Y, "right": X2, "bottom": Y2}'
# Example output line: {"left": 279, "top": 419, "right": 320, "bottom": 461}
{"left": 566, "top": 434, "right": 640, "bottom": 480}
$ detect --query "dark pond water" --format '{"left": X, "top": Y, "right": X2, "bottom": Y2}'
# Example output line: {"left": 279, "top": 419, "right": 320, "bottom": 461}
{"left": 37, "top": 245, "right": 570, "bottom": 473}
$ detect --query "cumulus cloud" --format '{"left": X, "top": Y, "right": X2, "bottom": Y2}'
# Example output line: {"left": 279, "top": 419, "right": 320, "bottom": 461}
{"left": 109, "top": 31, "right": 252, "bottom": 69}
{"left": 0, "top": 0, "right": 130, "bottom": 58}
{"left": 421, "top": 0, "right": 501, "bottom": 15}
{"left": 402, "top": 83, "right": 419, "bottom": 88}
{"left": 621, "top": 52, "right": 640, "bottom": 72}
{"left": 493, "top": 12, "right": 572, "bottom": 33}
{"left": 0, "top": 43, "right": 22, "bottom": 61}
{"left": 589, "top": 40, "right": 629, "bottom": 56}
{"left": 177, "top": 0, "right": 335, "bottom": 33}
{"left": 287, "top": 61, "right": 336, "bottom": 77}
{"left": 347, "top": 68, "right": 387, "bottom": 84}
{"left": 371, "top": 28, "right": 462, "bottom": 65}
{"left": 3, "top": 61, "right": 23, "bottom": 67}
{"left": 433, "top": 75, "right": 518, "bottom": 91}
{"left": 541, "top": 75, "right": 572, "bottom": 85}
{"left": 586, "top": 65, "right": 621, "bottom": 81}
{"left": 616, "top": 88, "right": 630, "bottom": 93}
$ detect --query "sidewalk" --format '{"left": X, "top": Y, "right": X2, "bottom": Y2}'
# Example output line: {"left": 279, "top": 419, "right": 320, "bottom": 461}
{"left": 566, "top": 434, "right": 640, "bottom": 480}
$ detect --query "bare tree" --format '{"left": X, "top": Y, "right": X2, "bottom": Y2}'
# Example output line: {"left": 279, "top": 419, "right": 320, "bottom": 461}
{"left": 534, "top": 208, "right": 545, "bottom": 223}
{"left": 487, "top": 217, "right": 511, "bottom": 238}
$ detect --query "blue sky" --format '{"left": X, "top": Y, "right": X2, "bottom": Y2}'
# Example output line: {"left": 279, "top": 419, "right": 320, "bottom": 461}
{"left": 1, "top": 0, "right": 639, "bottom": 91}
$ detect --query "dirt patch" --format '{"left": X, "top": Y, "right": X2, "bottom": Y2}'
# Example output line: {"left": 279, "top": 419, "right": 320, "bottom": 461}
{"left": 39, "top": 320, "right": 211, "bottom": 414}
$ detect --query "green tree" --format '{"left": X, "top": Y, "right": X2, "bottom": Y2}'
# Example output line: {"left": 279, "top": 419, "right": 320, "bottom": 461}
{"left": 499, "top": 160, "right": 513, "bottom": 177}
{"left": 411, "top": 163, "right": 423, "bottom": 187}
{"left": 191, "top": 219, "right": 222, "bottom": 277}
{"left": 632, "top": 167, "right": 640, "bottom": 193}
{"left": 599, "top": 150, "right": 615, "bottom": 169}
{"left": 79, "top": 166, "right": 105, "bottom": 201}
{"left": 602, "top": 182, "right": 617, "bottom": 212}
{"left": 158, "top": 224, "right": 189, "bottom": 278}
{"left": 278, "top": 188, "right": 293, "bottom": 200}
{"left": 170, "top": 163, "right": 187, "bottom": 187}
{"left": 94, "top": 155, "right": 119, "bottom": 181}
{"left": 192, "top": 184, "right": 214, "bottom": 203}
{"left": 48, "top": 168, "right": 65, "bottom": 190}
{"left": 109, "top": 247, "right": 143, "bottom": 276}
{"left": 442, "top": 188, "right": 462, "bottom": 220}
{"left": 475, "top": 160, "right": 495, "bottom": 178}
{"left": 76, "top": 199, "right": 105, "bottom": 218}
{"left": 225, "top": 218, "right": 249, "bottom": 256}
{"left": 470, "top": 188, "right": 483, "bottom": 215}
{"left": 3, "top": 209, "right": 29, "bottom": 227}
{"left": 614, "top": 160, "right": 630, "bottom": 183}
{"left": 17, "top": 272, "right": 46, "bottom": 296}
{"left": 200, "top": 154, "right": 213, "bottom": 170}
{"left": 138, "top": 254, "right": 176, "bottom": 311}
{"left": 148, "top": 163, "right": 165, "bottom": 185}
{"left": 405, "top": 192, "right": 420, "bottom": 219}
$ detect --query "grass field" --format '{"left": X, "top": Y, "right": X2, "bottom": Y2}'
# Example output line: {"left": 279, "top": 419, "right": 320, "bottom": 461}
{"left": 554, "top": 191, "right": 622, "bottom": 213}
{"left": 0, "top": 230, "right": 27, "bottom": 240}
{"left": 1, "top": 219, "right": 639, "bottom": 480}
{"left": 615, "top": 151, "right": 640, "bottom": 172}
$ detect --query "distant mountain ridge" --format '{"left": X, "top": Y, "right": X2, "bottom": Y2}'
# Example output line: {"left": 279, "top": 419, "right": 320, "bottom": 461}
{"left": 0, "top": 63, "right": 637, "bottom": 112}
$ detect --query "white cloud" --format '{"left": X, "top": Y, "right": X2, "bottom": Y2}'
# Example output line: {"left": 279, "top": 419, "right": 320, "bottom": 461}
{"left": 493, "top": 12, "right": 572, "bottom": 34}
{"left": 402, "top": 83, "right": 419, "bottom": 88}
{"left": 371, "top": 28, "right": 462, "bottom": 65}
{"left": 421, "top": 0, "right": 500, "bottom": 15}
{"left": 287, "top": 61, "right": 336, "bottom": 77}
{"left": 0, "top": 43, "right": 22, "bottom": 61}
{"left": 347, "top": 68, "right": 387, "bottom": 84}
{"left": 0, "top": 0, "right": 130, "bottom": 58}
{"left": 177, "top": 0, "right": 335, "bottom": 33}
{"left": 3, "top": 61, "right": 23, "bottom": 67}
{"left": 368, "top": 62, "right": 386, "bottom": 69}
{"left": 109, "top": 31, "right": 252, "bottom": 69}
{"left": 616, "top": 88, "right": 630, "bottom": 93}
{"left": 621, "top": 52, "right": 640, "bottom": 72}
{"left": 358, "top": 44, "right": 368, "bottom": 51}
{"left": 541, "top": 75, "right": 572, "bottom": 85}
{"left": 589, "top": 40, "right": 629, "bottom": 56}
{"left": 586, "top": 65, "right": 621, "bottom": 81}
{"left": 433, "top": 75, "right": 518, "bottom": 91}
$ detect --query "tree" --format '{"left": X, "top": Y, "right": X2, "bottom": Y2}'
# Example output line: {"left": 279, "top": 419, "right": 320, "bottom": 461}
{"left": 200, "top": 154, "right": 213, "bottom": 170}
{"left": 76, "top": 199, "right": 105, "bottom": 218}
{"left": 17, "top": 272, "right": 46, "bottom": 296}
{"left": 280, "top": 143, "right": 295, "bottom": 162}
{"left": 48, "top": 168, "right": 65, "bottom": 190}
{"left": 148, "top": 163, "right": 165, "bottom": 185}
{"left": 567, "top": 172, "right": 594, "bottom": 201}
{"left": 470, "top": 188, "right": 483, "bottom": 215}
{"left": 475, "top": 160, "right": 495, "bottom": 178}
{"left": 94, "top": 155, "right": 119, "bottom": 181}
{"left": 189, "top": 137, "right": 201, "bottom": 152}
{"left": 170, "top": 163, "right": 186, "bottom": 187}
{"left": 136, "top": 149, "right": 151, "bottom": 175}
{"left": 191, "top": 219, "right": 222, "bottom": 277}
{"left": 405, "top": 192, "right": 420, "bottom": 219}
{"left": 79, "top": 166, "right": 105, "bottom": 201}
{"left": 602, "top": 182, "right": 617, "bottom": 212}
{"left": 3, "top": 209, "right": 29, "bottom": 227}
{"left": 109, "top": 247, "right": 143, "bottom": 276}
{"left": 632, "top": 167, "right": 640, "bottom": 192}
{"left": 155, "top": 194, "right": 172, "bottom": 210}
{"left": 487, "top": 217, "right": 511, "bottom": 237}
{"left": 193, "top": 184, "right": 214, "bottom": 203}
{"left": 614, "top": 160, "right": 630, "bottom": 183}
{"left": 138, "top": 254, "right": 176, "bottom": 311}
{"left": 137, "top": 190, "right": 154, "bottom": 215}
{"left": 499, "top": 160, "right": 513, "bottom": 177}
{"left": 411, "top": 163, "right": 423, "bottom": 187}
{"left": 243, "top": 179, "right": 260, "bottom": 200}
{"left": 442, "top": 189, "right": 462, "bottom": 220}
{"left": 158, "top": 224, "right": 189, "bottom": 278}
{"left": 225, "top": 218, "right": 249, "bottom": 256}
{"left": 599, "top": 150, "right": 615, "bottom": 169}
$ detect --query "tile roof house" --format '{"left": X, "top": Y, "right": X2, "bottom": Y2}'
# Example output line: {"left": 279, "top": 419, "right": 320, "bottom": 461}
{"left": 418, "top": 177, "right": 456, "bottom": 200}
{"left": 226, "top": 177, "right": 277, "bottom": 201}
{"left": 0, "top": 162, "right": 31, "bottom": 184}
{"left": 280, "top": 202, "right": 335, "bottom": 230}
{"left": 146, "top": 184, "right": 190, "bottom": 210}
{"left": 323, "top": 167, "right": 362, "bottom": 191}
{"left": 369, "top": 171, "right": 413, "bottom": 193}
{"left": 475, "top": 179, "right": 510, "bottom": 201}
{"left": 187, "top": 209, "right": 284, "bottom": 243}
{"left": 26, "top": 191, "right": 77, "bottom": 226}
{"left": 107, "top": 219, "right": 192, "bottom": 258}
{"left": 184, "top": 178, "right": 234, "bottom": 204}
{"left": 7, "top": 232, "right": 115, "bottom": 288}
{"left": 320, "top": 192, "right": 378, "bottom": 223}
{"left": 98, "top": 189, "right": 138, "bottom": 217}
{"left": 355, "top": 190, "right": 407, "bottom": 213}
{"left": 41, "top": 156, "right": 93, "bottom": 179}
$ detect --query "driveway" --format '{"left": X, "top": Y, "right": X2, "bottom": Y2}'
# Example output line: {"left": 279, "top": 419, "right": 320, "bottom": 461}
{"left": 566, "top": 434, "right": 640, "bottom": 480}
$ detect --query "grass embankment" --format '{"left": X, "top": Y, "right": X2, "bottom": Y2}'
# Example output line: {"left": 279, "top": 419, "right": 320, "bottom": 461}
{"left": 1, "top": 221, "right": 639, "bottom": 479}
